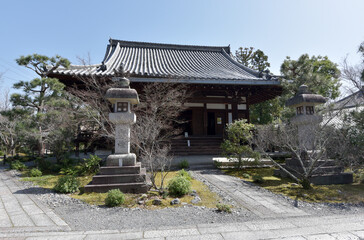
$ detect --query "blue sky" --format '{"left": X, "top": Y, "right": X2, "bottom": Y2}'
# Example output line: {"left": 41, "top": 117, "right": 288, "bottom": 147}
{"left": 1, "top": 0, "right": 363, "bottom": 96}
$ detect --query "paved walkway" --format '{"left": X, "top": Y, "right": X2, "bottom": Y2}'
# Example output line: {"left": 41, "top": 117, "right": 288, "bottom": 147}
{"left": 1, "top": 167, "right": 364, "bottom": 239}
{"left": 0, "top": 168, "right": 70, "bottom": 235}
{"left": 193, "top": 169, "right": 308, "bottom": 218}
{"left": 1, "top": 213, "right": 364, "bottom": 239}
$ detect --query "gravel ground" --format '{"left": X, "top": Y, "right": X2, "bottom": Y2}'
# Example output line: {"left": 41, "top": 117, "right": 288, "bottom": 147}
{"left": 7, "top": 168, "right": 364, "bottom": 231}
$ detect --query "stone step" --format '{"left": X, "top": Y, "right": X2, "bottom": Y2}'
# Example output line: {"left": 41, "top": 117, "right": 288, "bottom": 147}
{"left": 172, "top": 150, "right": 222, "bottom": 156}
{"left": 285, "top": 159, "right": 337, "bottom": 167}
{"left": 99, "top": 163, "right": 142, "bottom": 175}
{"left": 91, "top": 172, "right": 146, "bottom": 184}
{"left": 284, "top": 165, "right": 343, "bottom": 174}
{"left": 310, "top": 172, "right": 353, "bottom": 185}
{"left": 312, "top": 166, "right": 344, "bottom": 174}
{"left": 84, "top": 182, "right": 149, "bottom": 193}
{"left": 172, "top": 143, "right": 222, "bottom": 147}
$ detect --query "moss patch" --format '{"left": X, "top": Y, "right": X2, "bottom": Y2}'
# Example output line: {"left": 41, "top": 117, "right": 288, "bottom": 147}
{"left": 224, "top": 167, "right": 364, "bottom": 204}
{"left": 21, "top": 174, "right": 61, "bottom": 189}
{"left": 21, "top": 170, "right": 220, "bottom": 209}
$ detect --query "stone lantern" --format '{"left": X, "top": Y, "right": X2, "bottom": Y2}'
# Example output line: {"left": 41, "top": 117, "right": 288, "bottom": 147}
{"left": 105, "top": 77, "right": 138, "bottom": 167}
{"left": 286, "top": 85, "right": 326, "bottom": 150}
{"left": 275, "top": 84, "right": 353, "bottom": 185}
{"left": 84, "top": 77, "right": 148, "bottom": 193}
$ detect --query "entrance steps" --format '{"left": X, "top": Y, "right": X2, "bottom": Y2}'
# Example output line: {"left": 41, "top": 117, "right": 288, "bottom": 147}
{"left": 171, "top": 136, "right": 223, "bottom": 156}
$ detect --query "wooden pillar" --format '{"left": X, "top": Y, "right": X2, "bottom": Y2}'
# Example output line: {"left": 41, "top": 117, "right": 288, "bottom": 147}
{"left": 203, "top": 103, "right": 207, "bottom": 135}
{"left": 232, "top": 100, "right": 238, "bottom": 122}
{"left": 246, "top": 102, "right": 250, "bottom": 123}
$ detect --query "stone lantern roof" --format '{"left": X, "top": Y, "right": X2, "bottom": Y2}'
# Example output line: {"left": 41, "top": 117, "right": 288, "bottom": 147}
{"left": 105, "top": 77, "right": 139, "bottom": 105}
{"left": 286, "top": 85, "right": 326, "bottom": 107}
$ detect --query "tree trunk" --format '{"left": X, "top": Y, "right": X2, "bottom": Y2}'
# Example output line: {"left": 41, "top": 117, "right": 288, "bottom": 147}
{"left": 300, "top": 177, "right": 312, "bottom": 190}
{"left": 38, "top": 126, "right": 45, "bottom": 156}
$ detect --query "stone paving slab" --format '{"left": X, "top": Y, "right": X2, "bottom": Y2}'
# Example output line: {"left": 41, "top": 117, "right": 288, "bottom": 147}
{"left": 0, "top": 213, "right": 363, "bottom": 239}
{"left": 193, "top": 169, "right": 309, "bottom": 218}
{"left": 0, "top": 168, "right": 70, "bottom": 233}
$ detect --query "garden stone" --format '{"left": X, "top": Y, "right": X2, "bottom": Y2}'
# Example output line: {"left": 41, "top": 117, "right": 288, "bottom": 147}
{"left": 152, "top": 199, "right": 162, "bottom": 205}
{"left": 190, "top": 190, "right": 197, "bottom": 196}
{"left": 141, "top": 194, "right": 148, "bottom": 199}
{"left": 191, "top": 196, "right": 201, "bottom": 204}
{"left": 170, "top": 198, "right": 180, "bottom": 205}
{"left": 137, "top": 200, "right": 144, "bottom": 205}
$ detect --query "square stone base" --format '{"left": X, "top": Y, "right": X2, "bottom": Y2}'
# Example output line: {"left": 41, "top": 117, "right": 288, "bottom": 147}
{"left": 106, "top": 153, "right": 136, "bottom": 166}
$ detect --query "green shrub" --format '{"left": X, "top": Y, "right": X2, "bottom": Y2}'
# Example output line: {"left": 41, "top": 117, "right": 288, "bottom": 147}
{"left": 105, "top": 189, "right": 125, "bottom": 207}
{"left": 252, "top": 175, "right": 264, "bottom": 183}
{"left": 36, "top": 159, "right": 52, "bottom": 172}
{"left": 50, "top": 164, "right": 62, "bottom": 173}
{"left": 177, "top": 169, "right": 192, "bottom": 181}
{"left": 60, "top": 157, "right": 76, "bottom": 167}
{"left": 54, "top": 175, "right": 80, "bottom": 193}
{"left": 80, "top": 155, "right": 101, "bottom": 175}
{"left": 242, "top": 173, "right": 250, "bottom": 179}
{"left": 179, "top": 159, "right": 189, "bottom": 169}
{"left": 216, "top": 203, "right": 232, "bottom": 213}
{"left": 10, "top": 160, "right": 27, "bottom": 171}
{"left": 168, "top": 176, "right": 191, "bottom": 197}
{"left": 213, "top": 160, "right": 222, "bottom": 168}
{"left": 30, "top": 168, "right": 42, "bottom": 177}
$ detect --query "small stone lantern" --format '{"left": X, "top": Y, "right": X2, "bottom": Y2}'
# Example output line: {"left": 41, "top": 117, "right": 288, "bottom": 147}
{"left": 286, "top": 85, "right": 326, "bottom": 149}
{"left": 105, "top": 77, "right": 139, "bottom": 167}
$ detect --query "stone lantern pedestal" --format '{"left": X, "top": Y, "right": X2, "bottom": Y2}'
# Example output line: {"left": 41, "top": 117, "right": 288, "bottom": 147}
{"left": 84, "top": 77, "right": 148, "bottom": 193}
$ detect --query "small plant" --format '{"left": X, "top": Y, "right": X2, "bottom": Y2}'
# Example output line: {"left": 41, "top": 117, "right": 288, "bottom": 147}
{"left": 242, "top": 173, "right": 250, "bottom": 179}
{"left": 179, "top": 159, "right": 189, "bottom": 169}
{"left": 105, "top": 189, "right": 125, "bottom": 207}
{"left": 216, "top": 203, "right": 232, "bottom": 213}
{"left": 30, "top": 168, "right": 42, "bottom": 177}
{"left": 60, "top": 166, "right": 79, "bottom": 176}
{"left": 213, "top": 160, "right": 222, "bottom": 168}
{"left": 252, "top": 175, "right": 265, "bottom": 184}
{"left": 10, "top": 160, "right": 27, "bottom": 171}
{"left": 54, "top": 175, "right": 80, "bottom": 193}
{"left": 177, "top": 169, "right": 192, "bottom": 181}
{"left": 168, "top": 176, "right": 191, "bottom": 197}
{"left": 358, "top": 173, "right": 364, "bottom": 184}
{"left": 80, "top": 155, "right": 101, "bottom": 175}
{"left": 161, "top": 191, "right": 168, "bottom": 199}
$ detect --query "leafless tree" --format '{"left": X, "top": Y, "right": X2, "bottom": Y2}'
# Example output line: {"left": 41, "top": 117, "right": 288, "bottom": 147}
{"left": 0, "top": 88, "right": 11, "bottom": 111}
{"left": 131, "top": 82, "right": 188, "bottom": 191}
{"left": 0, "top": 114, "right": 19, "bottom": 156}
{"left": 70, "top": 75, "right": 115, "bottom": 142}
{"left": 342, "top": 56, "right": 363, "bottom": 93}
{"left": 253, "top": 115, "right": 342, "bottom": 189}
{"left": 67, "top": 57, "right": 117, "bottom": 149}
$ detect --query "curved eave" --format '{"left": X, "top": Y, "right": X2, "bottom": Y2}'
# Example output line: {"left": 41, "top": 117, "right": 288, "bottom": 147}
{"left": 130, "top": 77, "right": 280, "bottom": 86}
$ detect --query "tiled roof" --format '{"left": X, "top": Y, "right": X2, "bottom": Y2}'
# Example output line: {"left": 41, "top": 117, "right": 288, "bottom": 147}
{"left": 52, "top": 39, "right": 280, "bottom": 85}
{"left": 333, "top": 88, "right": 364, "bottom": 110}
